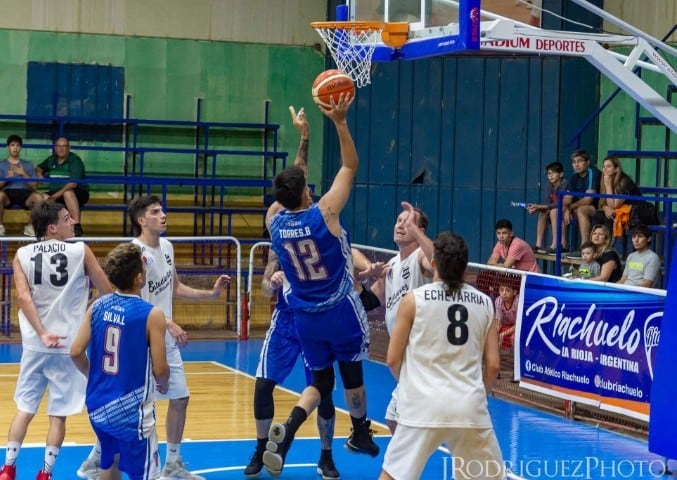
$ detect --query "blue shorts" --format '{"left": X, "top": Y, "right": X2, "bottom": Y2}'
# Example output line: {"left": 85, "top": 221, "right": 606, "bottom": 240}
{"left": 295, "top": 290, "right": 370, "bottom": 370}
{"left": 255, "top": 307, "right": 311, "bottom": 385}
{"left": 92, "top": 423, "right": 161, "bottom": 480}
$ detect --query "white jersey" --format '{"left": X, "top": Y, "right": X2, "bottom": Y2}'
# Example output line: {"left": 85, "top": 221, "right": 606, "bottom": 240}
{"left": 133, "top": 237, "right": 174, "bottom": 318}
{"left": 133, "top": 237, "right": 177, "bottom": 349}
{"left": 397, "top": 281, "right": 495, "bottom": 428}
{"left": 17, "top": 240, "right": 88, "bottom": 354}
{"left": 384, "top": 247, "right": 430, "bottom": 335}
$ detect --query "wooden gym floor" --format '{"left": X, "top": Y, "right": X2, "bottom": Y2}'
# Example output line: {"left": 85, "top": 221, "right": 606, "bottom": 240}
{"left": 0, "top": 340, "right": 668, "bottom": 479}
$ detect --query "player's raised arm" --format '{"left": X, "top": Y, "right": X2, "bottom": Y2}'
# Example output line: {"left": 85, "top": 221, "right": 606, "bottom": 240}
{"left": 317, "top": 93, "right": 357, "bottom": 233}
{"left": 289, "top": 106, "right": 309, "bottom": 174}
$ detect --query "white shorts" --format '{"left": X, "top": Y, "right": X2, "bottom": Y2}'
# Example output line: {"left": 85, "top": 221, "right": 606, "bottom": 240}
{"left": 14, "top": 349, "right": 86, "bottom": 416}
{"left": 154, "top": 343, "right": 189, "bottom": 401}
{"left": 382, "top": 424, "right": 504, "bottom": 480}
{"left": 385, "top": 385, "right": 398, "bottom": 422}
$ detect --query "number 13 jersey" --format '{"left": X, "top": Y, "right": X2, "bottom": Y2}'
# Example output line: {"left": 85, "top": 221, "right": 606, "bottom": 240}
{"left": 16, "top": 240, "right": 88, "bottom": 353}
{"left": 397, "top": 281, "right": 495, "bottom": 428}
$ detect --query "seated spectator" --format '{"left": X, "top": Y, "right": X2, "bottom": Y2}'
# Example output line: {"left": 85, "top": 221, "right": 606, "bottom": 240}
{"left": 587, "top": 224, "right": 622, "bottom": 283}
{"left": 563, "top": 150, "right": 601, "bottom": 258}
{"left": 618, "top": 224, "right": 661, "bottom": 288}
{"left": 0, "top": 135, "right": 46, "bottom": 237}
{"left": 527, "top": 161, "right": 569, "bottom": 254}
{"left": 574, "top": 241, "right": 601, "bottom": 279}
{"left": 36, "top": 137, "right": 89, "bottom": 236}
{"left": 593, "top": 155, "right": 641, "bottom": 238}
{"left": 494, "top": 273, "right": 520, "bottom": 351}
{"left": 487, "top": 219, "right": 540, "bottom": 272}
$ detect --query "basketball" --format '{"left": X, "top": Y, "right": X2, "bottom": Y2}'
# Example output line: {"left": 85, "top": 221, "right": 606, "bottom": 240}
{"left": 311, "top": 69, "right": 355, "bottom": 108}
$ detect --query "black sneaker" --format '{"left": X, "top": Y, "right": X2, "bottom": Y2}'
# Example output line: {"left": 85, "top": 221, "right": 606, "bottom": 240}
{"left": 344, "top": 420, "right": 379, "bottom": 457}
{"left": 316, "top": 450, "right": 340, "bottom": 479}
{"left": 263, "top": 422, "right": 294, "bottom": 477}
{"left": 566, "top": 250, "right": 582, "bottom": 259}
{"left": 243, "top": 445, "right": 265, "bottom": 478}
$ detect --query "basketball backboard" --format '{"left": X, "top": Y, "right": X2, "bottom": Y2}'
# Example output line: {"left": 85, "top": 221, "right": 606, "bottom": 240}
{"left": 344, "top": 0, "right": 483, "bottom": 62}
{"left": 350, "top": 0, "right": 539, "bottom": 29}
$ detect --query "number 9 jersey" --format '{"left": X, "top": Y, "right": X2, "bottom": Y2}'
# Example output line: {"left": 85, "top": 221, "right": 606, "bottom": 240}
{"left": 16, "top": 239, "right": 88, "bottom": 353}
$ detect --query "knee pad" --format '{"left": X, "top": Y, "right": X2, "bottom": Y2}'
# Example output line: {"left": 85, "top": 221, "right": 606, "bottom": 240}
{"left": 338, "top": 361, "right": 364, "bottom": 390}
{"left": 359, "top": 284, "right": 381, "bottom": 312}
{"left": 312, "top": 367, "right": 335, "bottom": 398}
{"left": 253, "top": 377, "right": 276, "bottom": 420}
{"left": 317, "top": 393, "right": 335, "bottom": 420}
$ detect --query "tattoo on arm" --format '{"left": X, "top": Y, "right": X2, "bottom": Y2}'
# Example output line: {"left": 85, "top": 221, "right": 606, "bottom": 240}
{"left": 296, "top": 137, "right": 309, "bottom": 168}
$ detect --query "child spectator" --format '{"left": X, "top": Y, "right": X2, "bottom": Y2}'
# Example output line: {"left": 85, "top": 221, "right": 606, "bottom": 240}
{"left": 494, "top": 273, "right": 520, "bottom": 351}
{"left": 527, "top": 161, "right": 569, "bottom": 254}
{"left": 575, "top": 241, "right": 601, "bottom": 279}
{"left": 618, "top": 224, "right": 661, "bottom": 288}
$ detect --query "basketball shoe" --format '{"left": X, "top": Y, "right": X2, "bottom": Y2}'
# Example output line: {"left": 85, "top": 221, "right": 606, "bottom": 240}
{"left": 263, "top": 422, "right": 295, "bottom": 477}
{"left": 0, "top": 465, "right": 16, "bottom": 480}
{"left": 76, "top": 457, "right": 100, "bottom": 480}
{"left": 316, "top": 450, "right": 340, "bottom": 479}
{"left": 345, "top": 419, "right": 379, "bottom": 457}
{"left": 243, "top": 441, "right": 266, "bottom": 478}
{"left": 35, "top": 471, "right": 52, "bottom": 480}
{"left": 160, "top": 458, "right": 204, "bottom": 480}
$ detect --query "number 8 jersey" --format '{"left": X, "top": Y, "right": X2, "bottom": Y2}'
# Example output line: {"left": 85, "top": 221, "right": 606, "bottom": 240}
{"left": 396, "top": 281, "right": 495, "bottom": 428}
{"left": 16, "top": 239, "right": 88, "bottom": 353}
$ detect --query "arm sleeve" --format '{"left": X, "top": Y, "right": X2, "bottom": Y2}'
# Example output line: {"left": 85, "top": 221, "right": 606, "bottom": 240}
{"left": 643, "top": 254, "right": 661, "bottom": 283}
{"left": 68, "top": 154, "right": 86, "bottom": 179}
{"left": 37, "top": 157, "right": 50, "bottom": 172}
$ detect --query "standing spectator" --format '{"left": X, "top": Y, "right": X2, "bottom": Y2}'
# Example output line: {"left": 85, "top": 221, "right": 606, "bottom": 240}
{"left": 0, "top": 201, "right": 111, "bottom": 480}
{"left": 76, "top": 195, "right": 230, "bottom": 480}
{"left": 36, "top": 137, "right": 89, "bottom": 237}
{"left": 70, "top": 243, "right": 169, "bottom": 480}
{"left": 0, "top": 135, "right": 46, "bottom": 237}
{"left": 527, "top": 161, "right": 569, "bottom": 254}
{"left": 369, "top": 202, "right": 434, "bottom": 433}
{"left": 263, "top": 93, "right": 380, "bottom": 477}
{"left": 487, "top": 219, "right": 540, "bottom": 272}
{"left": 593, "top": 155, "right": 642, "bottom": 238}
{"left": 380, "top": 232, "right": 502, "bottom": 480}
{"left": 563, "top": 149, "right": 601, "bottom": 258}
{"left": 574, "top": 241, "right": 601, "bottom": 279}
{"left": 587, "top": 224, "right": 623, "bottom": 283}
{"left": 618, "top": 224, "right": 661, "bottom": 288}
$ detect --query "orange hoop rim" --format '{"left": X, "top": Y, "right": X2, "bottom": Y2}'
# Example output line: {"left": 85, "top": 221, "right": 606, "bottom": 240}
{"left": 310, "top": 20, "right": 386, "bottom": 32}
{"left": 310, "top": 21, "right": 409, "bottom": 49}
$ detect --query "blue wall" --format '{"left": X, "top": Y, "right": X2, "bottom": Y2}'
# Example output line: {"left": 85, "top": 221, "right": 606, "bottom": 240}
{"left": 325, "top": 54, "right": 600, "bottom": 262}
{"left": 321, "top": 0, "right": 604, "bottom": 263}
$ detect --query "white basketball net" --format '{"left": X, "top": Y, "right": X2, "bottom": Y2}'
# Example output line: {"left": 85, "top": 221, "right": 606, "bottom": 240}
{"left": 313, "top": 26, "right": 382, "bottom": 88}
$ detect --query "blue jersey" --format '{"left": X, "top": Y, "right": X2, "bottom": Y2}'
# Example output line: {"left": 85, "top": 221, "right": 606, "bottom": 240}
{"left": 86, "top": 293, "right": 155, "bottom": 441}
{"left": 270, "top": 203, "right": 354, "bottom": 312}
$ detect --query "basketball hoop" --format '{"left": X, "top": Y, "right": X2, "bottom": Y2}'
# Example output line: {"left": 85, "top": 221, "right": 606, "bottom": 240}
{"left": 310, "top": 21, "right": 409, "bottom": 88}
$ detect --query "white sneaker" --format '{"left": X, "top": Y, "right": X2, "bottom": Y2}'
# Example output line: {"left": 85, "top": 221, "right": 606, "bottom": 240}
{"left": 23, "top": 224, "right": 35, "bottom": 237}
{"left": 0, "top": 224, "right": 5, "bottom": 236}
{"left": 76, "top": 457, "right": 101, "bottom": 480}
{"left": 160, "top": 458, "right": 204, "bottom": 480}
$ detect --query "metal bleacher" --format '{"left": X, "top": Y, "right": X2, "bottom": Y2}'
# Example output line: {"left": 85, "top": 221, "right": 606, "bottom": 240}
{"left": 0, "top": 100, "right": 288, "bottom": 238}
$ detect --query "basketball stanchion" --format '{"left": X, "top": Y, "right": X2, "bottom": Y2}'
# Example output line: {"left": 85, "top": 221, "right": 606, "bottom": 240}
{"left": 241, "top": 291, "right": 250, "bottom": 340}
